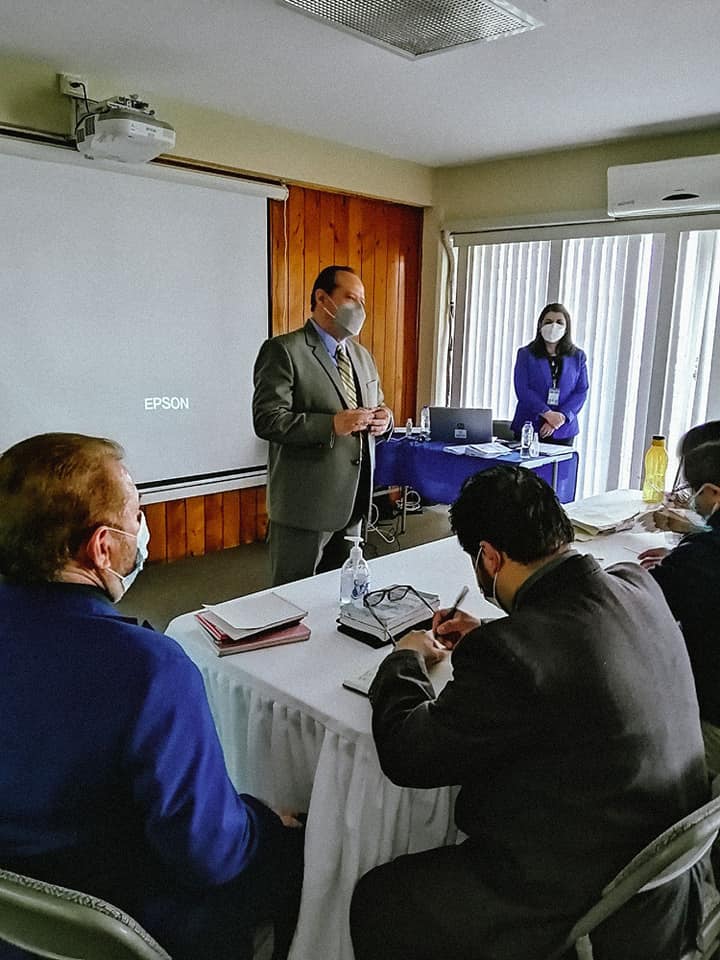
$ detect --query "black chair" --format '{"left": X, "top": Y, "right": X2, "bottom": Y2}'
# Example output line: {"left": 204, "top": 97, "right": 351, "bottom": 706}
{"left": 492, "top": 419, "right": 515, "bottom": 441}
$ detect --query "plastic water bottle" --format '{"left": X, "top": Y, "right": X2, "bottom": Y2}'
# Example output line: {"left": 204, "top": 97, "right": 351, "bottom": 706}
{"left": 520, "top": 421, "right": 533, "bottom": 459}
{"left": 340, "top": 536, "right": 370, "bottom": 608}
{"left": 529, "top": 431, "right": 540, "bottom": 458}
{"left": 405, "top": 417, "right": 413, "bottom": 439}
{"left": 420, "top": 405, "right": 431, "bottom": 440}
{"left": 642, "top": 435, "right": 669, "bottom": 503}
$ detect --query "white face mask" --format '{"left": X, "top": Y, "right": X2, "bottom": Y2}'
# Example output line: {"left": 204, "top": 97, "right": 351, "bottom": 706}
{"left": 541, "top": 322, "right": 565, "bottom": 344}
{"left": 324, "top": 296, "right": 366, "bottom": 337}
{"left": 688, "top": 484, "right": 719, "bottom": 523}
{"left": 106, "top": 512, "right": 150, "bottom": 599}
{"left": 474, "top": 545, "right": 507, "bottom": 613}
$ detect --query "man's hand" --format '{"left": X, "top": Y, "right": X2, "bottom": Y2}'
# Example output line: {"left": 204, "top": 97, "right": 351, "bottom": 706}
{"left": 637, "top": 546, "right": 670, "bottom": 569}
{"left": 539, "top": 422, "right": 555, "bottom": 439}
{"left": 368, "top": 405, "right": 392, "bottom": 436}
{"left": 333, "top": 408, "right": 374, "bottom": 436}
{"left": 542, "top": 410, "right": 566, "bottom": 430}
{"left": 275, "top": 809, "right": 306, "bottom": 829}
{"left": 395, "top": 629, "right": 448, "bottom": 668}
{"left": 432, "top": 608, "right": 480, "bottom": 649}
{"left": 640, "top": 507, "right": 698, "bottom": 535}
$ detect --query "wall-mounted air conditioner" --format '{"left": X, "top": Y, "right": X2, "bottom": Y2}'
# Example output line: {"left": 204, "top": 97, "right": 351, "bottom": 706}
{"left": 607, "top": 154, "right": 720, "bottom": 218}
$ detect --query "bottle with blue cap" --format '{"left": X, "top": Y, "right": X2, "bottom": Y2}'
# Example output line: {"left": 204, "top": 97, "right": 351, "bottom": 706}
{"left": 340, "top": 536, "right": 370, "bottom": 608}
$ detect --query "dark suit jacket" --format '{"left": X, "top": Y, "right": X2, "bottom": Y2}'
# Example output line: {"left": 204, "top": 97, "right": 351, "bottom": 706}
{"left": 511, "top": 344, "right": 589, "bottom": 440}
{"left": 253, "top": 320, "right": 388, "bottom": 532}
{"left": 370, "top": 554, "right": 707, "bottom": 957}
{"left": 650, "top": 510, "right": 720, "bottom": 726}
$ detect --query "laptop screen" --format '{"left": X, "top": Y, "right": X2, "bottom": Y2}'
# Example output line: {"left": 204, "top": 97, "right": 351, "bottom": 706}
{"left": 429, "top": 407, "right": 493, "bottom": 444}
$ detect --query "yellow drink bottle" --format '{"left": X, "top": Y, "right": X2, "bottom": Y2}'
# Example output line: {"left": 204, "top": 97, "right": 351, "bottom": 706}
{"left": 642, "top": 435, "right": 669, "bottom": 503}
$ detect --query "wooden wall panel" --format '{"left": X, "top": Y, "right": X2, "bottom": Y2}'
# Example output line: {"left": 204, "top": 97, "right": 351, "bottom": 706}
{"left": 222, "top": 491, "right": 241, "bottom": 549}
{"left": 204, "top": 494, "right": 224, "bottom": 553}
{"left": 145, "top": 501, "right": 167, "bottom": 563}
{"left": 165, "top": 500, "right": 187, "bottom": 562}
{"left": 240, "top": 488, "right": 258, "bottom": 544}
{"left": 145, "top": 184, "right": 423, "bottom": 562}
{"left": 186, "top": 496, "right": 206, "bottom": 557}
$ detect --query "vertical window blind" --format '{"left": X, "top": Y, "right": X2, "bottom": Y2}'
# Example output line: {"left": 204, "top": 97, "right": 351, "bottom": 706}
{"left": 450, "top": 216, "right": 720, "bottom": 498}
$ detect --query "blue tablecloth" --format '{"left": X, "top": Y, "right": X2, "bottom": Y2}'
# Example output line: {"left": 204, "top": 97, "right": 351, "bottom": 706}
{"left": 374, "top": 439, "right": 578, "bottom": 504}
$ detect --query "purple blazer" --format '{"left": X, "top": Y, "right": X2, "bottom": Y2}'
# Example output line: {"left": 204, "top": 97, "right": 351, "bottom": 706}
{"left": 510, "top": 345, "right": 589, "bottom": 441}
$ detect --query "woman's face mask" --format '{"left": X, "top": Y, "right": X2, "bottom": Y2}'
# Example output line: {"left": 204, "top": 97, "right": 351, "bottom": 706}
{"left": 541, "top": 321, "right": 565, "bottom": 344}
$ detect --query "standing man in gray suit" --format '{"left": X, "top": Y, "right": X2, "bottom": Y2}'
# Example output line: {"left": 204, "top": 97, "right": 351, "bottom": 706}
{"left": 253, "top": 265, "right": 393, "bottom": 585}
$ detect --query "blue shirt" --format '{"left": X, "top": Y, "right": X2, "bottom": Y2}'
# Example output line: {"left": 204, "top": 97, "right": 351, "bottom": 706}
{"left": 0, "top": 582, "right": 281, "bottom": 894}
{"left": 310, "top": 318, "right": 348, "bottom": 366}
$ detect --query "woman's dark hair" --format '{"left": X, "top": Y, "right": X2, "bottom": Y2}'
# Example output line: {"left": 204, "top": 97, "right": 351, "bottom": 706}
{"left": 450, "top": 465, "right": 574, "bottom": 564}
{"left": 684, "top": 441, "right": 720, "bottom": 492}
{"left": 528, "top": 302, "right": 577, "bottom": 358}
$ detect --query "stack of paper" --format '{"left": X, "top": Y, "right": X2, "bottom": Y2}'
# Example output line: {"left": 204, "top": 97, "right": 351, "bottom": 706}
{"left": 196, "top": 592, "right": 309, "bottom": 656}
{"left": 337, "top": 586, "right": 439, "bottom": 648}
{"left": 443, "top": 441, "right": 513, "bottom": 458}
{"left": 565, "top": 489, "right": 645, "bottom": 538}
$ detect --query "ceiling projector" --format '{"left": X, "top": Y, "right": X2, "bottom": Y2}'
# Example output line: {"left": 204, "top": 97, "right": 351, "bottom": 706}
{"left": 75, "top": 95, "right": 175, "bottom": 163}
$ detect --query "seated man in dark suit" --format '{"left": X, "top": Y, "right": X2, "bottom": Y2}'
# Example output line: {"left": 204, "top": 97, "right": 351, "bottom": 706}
{"left": 0, "top": 433, "right": 304, "bottom": 960}
{"left": 640, "top": 440, "right": 720, "bottom": 774}
{"left": 351, "top": 465, "right": 708, "bottom": 960}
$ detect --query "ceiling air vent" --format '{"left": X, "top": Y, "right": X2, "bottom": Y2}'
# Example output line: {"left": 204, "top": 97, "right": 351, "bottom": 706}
{"left": 277, "top": 0, "right": 543, "bottom": 58}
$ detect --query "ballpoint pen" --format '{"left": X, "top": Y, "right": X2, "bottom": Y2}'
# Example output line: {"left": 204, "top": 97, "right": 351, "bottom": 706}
{"left": 433, "top": 585, "right": 469, "bottom": 638}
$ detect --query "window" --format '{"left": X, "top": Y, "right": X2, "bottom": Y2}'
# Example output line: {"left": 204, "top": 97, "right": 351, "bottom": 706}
{"left": 450, "top": 216, "right": 720, "bottom": 498}
{"left": 661, "top": 230, "right": 720, "bottom": 470}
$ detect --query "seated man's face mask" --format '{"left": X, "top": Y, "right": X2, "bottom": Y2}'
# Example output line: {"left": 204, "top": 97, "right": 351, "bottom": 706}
{"left": 105, "top": 513, "right": 151, "bottom": 599}
{"left": 689, "top": 484, "right": 720, "bottom": 523}
{"left": 474, "top": 544, "right": 507, "bottom": 613}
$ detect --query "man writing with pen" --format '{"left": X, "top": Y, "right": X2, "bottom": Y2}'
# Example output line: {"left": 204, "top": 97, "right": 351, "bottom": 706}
{"left": 350, "top": 465, "right": 708, "bottom": 960}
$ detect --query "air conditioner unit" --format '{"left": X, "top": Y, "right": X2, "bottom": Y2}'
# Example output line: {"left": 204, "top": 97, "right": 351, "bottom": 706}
{"left": 607, "top": 154, "right": 720, "bottom": 218}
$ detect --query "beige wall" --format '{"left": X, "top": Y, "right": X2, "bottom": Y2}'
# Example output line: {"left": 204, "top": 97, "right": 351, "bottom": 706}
{"left": 414, "top": 127, "right": 720, "bottom": 410}
{"left": 433, "top": 128, "right": 720, "bottom": 224}
{"left": 4, "top": 54, "right": 720, "bottom": 414}
{"left": 0, "top": 55, "right": 433, "bottom": 206}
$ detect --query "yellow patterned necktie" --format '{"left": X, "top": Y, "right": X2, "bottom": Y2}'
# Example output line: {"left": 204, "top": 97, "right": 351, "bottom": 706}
{"left": 335, "top": 344, "right": 358, "bottom": 409}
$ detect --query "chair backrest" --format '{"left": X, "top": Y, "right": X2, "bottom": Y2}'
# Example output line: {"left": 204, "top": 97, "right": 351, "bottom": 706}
{"left": 546, "top": 794, "right": 720, "bottom": 960}
{"left": 492, "top": 419, "right": 515, "bottom": 441}
{"left": 0, "top": 869, "right": 172, "bottom": 960}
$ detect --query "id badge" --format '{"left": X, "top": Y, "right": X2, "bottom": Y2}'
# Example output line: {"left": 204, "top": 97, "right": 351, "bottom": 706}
{"left": 547, "top": 387, "right": 560, "bottom": 406}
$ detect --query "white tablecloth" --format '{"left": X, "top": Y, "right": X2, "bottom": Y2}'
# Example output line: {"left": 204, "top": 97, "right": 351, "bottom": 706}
{"left": 166, "top": 513, "right": 673, "bottom": 960}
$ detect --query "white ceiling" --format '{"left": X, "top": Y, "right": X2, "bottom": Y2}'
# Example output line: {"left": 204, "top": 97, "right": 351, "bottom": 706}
{"left": 3, "top": 0, "right": 720, "bottom": 167}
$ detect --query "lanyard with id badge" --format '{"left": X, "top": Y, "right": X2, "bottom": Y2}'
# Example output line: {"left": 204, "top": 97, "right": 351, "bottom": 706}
{"left": 547, "top": 356, "right": 561, "bottom": 406}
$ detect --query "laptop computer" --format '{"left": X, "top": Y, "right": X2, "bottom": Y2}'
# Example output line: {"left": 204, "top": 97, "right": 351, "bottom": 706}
{"left": 429, "top": 407, "right": 493, "bottom": 444}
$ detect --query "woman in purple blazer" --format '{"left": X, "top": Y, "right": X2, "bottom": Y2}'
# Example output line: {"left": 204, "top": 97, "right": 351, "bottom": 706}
{"left": 510, "top": 302, "right": 589, "bottom": 445}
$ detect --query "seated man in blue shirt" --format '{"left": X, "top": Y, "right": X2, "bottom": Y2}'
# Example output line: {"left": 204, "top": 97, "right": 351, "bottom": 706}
{"left": 0, "top": 433, "right": 304, "bottom": 960}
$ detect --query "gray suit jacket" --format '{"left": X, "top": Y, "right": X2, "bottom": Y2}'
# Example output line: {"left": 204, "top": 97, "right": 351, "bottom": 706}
{"left": 252, "top": 320, "right": 388, "bottom": 532}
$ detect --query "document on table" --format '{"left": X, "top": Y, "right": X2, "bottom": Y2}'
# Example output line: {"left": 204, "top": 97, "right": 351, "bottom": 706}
{"left": 443, "top": 441, "right": 513, "bottom": 458}
{"left": 202, "top": 592, "right": 307, "bottom": 637}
